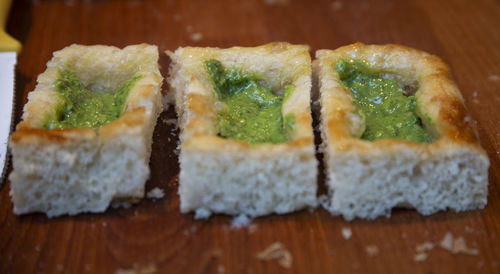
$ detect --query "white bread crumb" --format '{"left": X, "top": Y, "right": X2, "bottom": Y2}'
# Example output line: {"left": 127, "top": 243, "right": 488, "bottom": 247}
{"left": 415, "top": 241, "right": 435, "bottom": 253}
{"left": 256, "top": 242, "right": 292, "bottom": 269}
{"left": 365, "top": 245, "right": 379, "bottom": 257}
{"left": 115, "top": 264, "right": 157, "bottom": 274}
{"left": 162, "top": 118, "right": 178, "bottom": 128}
{"left": 414, "top": 242, "right": 434, "bottom": 262}
{"left": 331, "top": 1, "right": 343, "bottom": 10}
{"left": 414, "top": 253, "right": 428, "bottom": 262}
{"left": 341, "top": 227, "right": 352, "bottom": 240}
{"left": 439, "top": 232, "right": 479, "bottom": 255}
{"left": 190, "top": 32, "right": 203, "bottom": 42}
{"left": 146, "top": 188, "right": 164, "bottom": 200}
{"left": 248, "top": 224, "right": 258, "bottom": 234}
{"left": 263, "top": 0, "right": 290, "bottom": 5}
{"left": 488, "top": 75, "right": 500, "bottom": 82}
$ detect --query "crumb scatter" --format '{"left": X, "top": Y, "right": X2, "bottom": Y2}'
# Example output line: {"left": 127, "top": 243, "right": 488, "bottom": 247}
{"left": 341, "top": 227, "right": 352, "bottom": 240}
{"left": 248, "top": 224, "right": 258, "bottom": 234}
{"left": 331, "top": 1, "right": 343, "bottom": 10}
{"left": 365, "top": 245, "right": 379, "bottom": 257}
{"left": 115, "top": 264, "right": 157, "bottom": 274}
{"left": 439, "top": 232, "right": 479, "bottom": 255}
{"left": 263, "top": 0, "right": 290, "bottom": 5}
{"left": 414, "top": 253, "right": 428, "bottom": 262}
{"left": 415, "top": 241, "right": 435, "bottom": 253}
{"left": 488, "top": 75, "right": 500, "bottom": 82}
{"left": 256, "top": 242, "right": 292, "bottom": 269}
{"left": 190, "top": 32, "right": 203, "bottom": 42}
{"left": 146, "top": 188, "right": 164, "bottom": 199}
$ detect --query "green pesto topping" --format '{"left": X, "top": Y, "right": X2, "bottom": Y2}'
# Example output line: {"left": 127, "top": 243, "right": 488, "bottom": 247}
{"left": 336, "top": 59, "right": 431, "bottom": 143}
{"left": 44, "top": 68, "right": 141, "bottom": 129}
{"left": 204, "top": 59, "right": 294, "bottom": 144}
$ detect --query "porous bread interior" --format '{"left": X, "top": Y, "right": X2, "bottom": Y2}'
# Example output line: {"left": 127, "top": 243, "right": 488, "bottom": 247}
{"left": 180, "top": 136, "right": 317, "bottom": 217}
{"left": 324, "top": 142, "right": 489, "bottom": 220}
{"left": 315, "top": 43, "right": 490, "bottom": 220}
{"left": 9, "top": 44, "right": 163, "bottom": 217}
{"left": 167, "top": 42, "right": 317, "bottom": 217}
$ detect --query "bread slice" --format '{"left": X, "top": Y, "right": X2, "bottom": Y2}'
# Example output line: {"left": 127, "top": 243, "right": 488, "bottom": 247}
{"left": 167, "top": 42, "right": 317, "bottom": 218}
{"left": 314, "top": 43, "right": 490, "bottom": 220}
{"left": 9, "top": 44, "right": 163, "bottom": 217}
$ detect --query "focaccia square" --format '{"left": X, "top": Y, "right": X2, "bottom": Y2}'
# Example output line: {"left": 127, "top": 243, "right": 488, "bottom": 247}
{"left": 9, "top": 44, "right": 163, "bottom": 217}
{"left": 167, "top": 42, "right": 317, "bottom": 218}
{"left": 314, "top": 43, "right": 489, "bottom": 220}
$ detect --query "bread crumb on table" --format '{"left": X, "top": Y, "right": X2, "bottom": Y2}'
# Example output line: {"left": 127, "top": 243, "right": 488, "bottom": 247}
{"left": 248, "top": 224, "right": 258, "bottom": 234}
{"left": 217, "top": 265, "right": 225, "bottom": 274}
{"left": 413, "top": 253, "right": 428, "bottom": 262}
{"left": 331, "top": 1, "right": 343, "bottom": 10}
{"left": 115, "top": 264, "right": 157, "bottom": 274}
{"left": 365, "top": 245, "right": 379, "bottom": 257}
{"left": 162, "top": 118, "right": 178, "bottom": 127}
{"left": 415, "top": 241, "right": 435, "bottom": 253}
{"left": 256, "top": 242, "right": 292, "bottom": 269}
{"left": 413, "top": 241, "right": 435, "bottom": 262}
{"left": 464, "top": 226, "right": 474, "bottom": 233}
{"left": 341, "top": 227, "right": 352, "bottom": 240}
{"left": 146, "top": 188, "right": 164, "bottom": 200}
{"left": 190, "top": 32, "right": 203, "bottom": 42}
{"left": 488, "top": 75, "right": 500, "bottom": 82}
{"left": 263, "top": 0, "right": 290, "bottom": 5}
{"left": 439, "top": 232, "right": 479, "bottom": 255}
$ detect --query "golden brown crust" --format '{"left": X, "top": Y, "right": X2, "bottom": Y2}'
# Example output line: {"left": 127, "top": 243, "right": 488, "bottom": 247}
{"left": 187, "top": 93, "right": 215, "bottom": 116}
{"left": 10, "top": 44, "right": 162, "bottom": 146}
{"left": 10, "top": 127, "right": 96, "bottom": 143}
{"left": 182, "top": 135, "right": 314, "bottom": 153}
{"left": 99, "top": 108, "right": 146, "bottom": 140}
{"left": 315, "top": 42, "right": 484, "bottom": 156}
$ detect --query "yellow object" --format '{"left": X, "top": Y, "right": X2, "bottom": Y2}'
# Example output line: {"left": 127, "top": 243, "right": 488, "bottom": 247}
{"left": 0, "top": 0, "right": 22, "bottom": 53}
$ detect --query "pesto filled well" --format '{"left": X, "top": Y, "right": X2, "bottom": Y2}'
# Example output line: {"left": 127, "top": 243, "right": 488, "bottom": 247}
{"left": 336, "top": 59, "right": 431, "bottom": 143}
{"left": 204, "top": 60, "right": 294, "bottom": 144}
{"left": 44, "top": 68, "right": 141, "bottom": 129}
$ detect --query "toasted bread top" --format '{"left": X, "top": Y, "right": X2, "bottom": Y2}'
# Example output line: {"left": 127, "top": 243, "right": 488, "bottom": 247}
{"left": 10, "top": 43, "right": 162, "bottom": 145}
{"left": 167, "top": 42, "right": 315, "bottom": 153}
{"left": 314, "top": 42, "right": 487, "bottom": 157}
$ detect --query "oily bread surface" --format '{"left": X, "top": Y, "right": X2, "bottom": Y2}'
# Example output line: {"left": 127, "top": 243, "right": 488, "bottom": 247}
{"left": 315, "top": 42, "right": 482, "bottom": 151}
{"left": 167, "top": 42, "right": 314, "bottom": 147}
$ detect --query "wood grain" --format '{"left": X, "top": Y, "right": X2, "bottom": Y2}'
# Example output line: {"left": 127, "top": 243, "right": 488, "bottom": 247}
{"left": 2, "top": 0, "right": 500, "bottom": 273}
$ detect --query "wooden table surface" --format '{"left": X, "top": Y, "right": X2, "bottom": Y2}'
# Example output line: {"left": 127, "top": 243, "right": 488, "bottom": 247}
{"left": 2, "top": 0, "right": 500, "bottom": 273}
